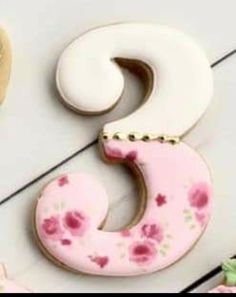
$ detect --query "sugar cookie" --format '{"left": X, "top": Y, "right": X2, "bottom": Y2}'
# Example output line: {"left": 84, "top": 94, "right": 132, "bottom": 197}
{"left": 35, "top": 23, "right": 213, "bottom": 276}
{"left": 0, "top": 29, "right": 11, "bottom": 104}
{"left": 209, "top": 260, "right": 236, "bottom": 293}
{"left": 0, "top": 264, "right": 30, "bottom": 293}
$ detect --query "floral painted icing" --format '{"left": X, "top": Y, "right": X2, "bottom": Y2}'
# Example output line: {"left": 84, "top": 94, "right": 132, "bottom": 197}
{"left": 35, "top": 140, "right": 212, "bottom": 276}
{"left": 129, "top": 241, "right": 157, "bottom": 266}
{"left": 0, "top": 265, "right": 30, "bottom": 293}
{"left": 42, "top": 215, "right": 64, "bottom": 241}
{"left": 63, "top": 211, "right": 89, "bottom": 237}
{"left": 141, "top": 224, "right": 164, "bottom": 243}
{"left": 188, "top": 183, "right": 210, "bottom": 210}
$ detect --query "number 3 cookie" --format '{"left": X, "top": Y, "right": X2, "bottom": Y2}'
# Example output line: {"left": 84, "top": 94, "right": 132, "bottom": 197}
{"left": 34, "top": 23, "right": 213, "bottom": 276}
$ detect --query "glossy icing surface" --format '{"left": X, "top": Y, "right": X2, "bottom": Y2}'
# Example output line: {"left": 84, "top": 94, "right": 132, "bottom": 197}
{"left": 56, "top": 23, "right": 213, "bottom": 137}
{"left": 35, "top": 140, "right": 212, "bottom": 276}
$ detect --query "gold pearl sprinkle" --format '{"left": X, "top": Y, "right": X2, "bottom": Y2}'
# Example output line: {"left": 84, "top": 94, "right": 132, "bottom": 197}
{"left": 102, "top": 132, "right": 110, "bottom": 141}
{"left": 101, "top": 131, "right": 180, "bottom": 144}
{"left": 169, "top": 137, "right": 180, "bottom": 145}
{"left": 142, "top": 134, "right": 151, "bottom": 142}
{"left": 113, "top": 134, "right": 120, "bottom": 140}
{"left": 128, "top": 133, "right": 136, "bottom": 141}
{"left": 132, "top": 132, "right": 143, "bottom": 140}
{"left": 157, "top": 135, "right": 166, "bottom": 143}
{"left": 113, "top": 132, "right": 126, "bottom": 140}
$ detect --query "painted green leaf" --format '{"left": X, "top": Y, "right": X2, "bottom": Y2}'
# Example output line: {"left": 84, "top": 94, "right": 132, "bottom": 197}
{"left": 183, "top": 209, "right": 191, "bottom": 214}
{"left": 185, "top": 215, "right": 192, "bottom": 222}
{"left": 163, "top": 244, "right": 170, "bottom": 250}
{"left": 160, "top": 250, "right": 166, "bottom": 257}
{"left": 60, "top": 201, "right": 66, "bottom": 210}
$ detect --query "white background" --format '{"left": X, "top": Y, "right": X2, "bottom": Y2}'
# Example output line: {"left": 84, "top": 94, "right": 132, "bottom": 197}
{"left": 0, "top": 0, "right": 236, "bottom": 293}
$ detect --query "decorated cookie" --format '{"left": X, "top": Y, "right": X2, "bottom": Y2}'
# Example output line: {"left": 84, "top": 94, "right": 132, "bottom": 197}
{"left": 0, "top": 29, "right": 11, "bottom": 104}
{"left": 0, "top": 264, "right": 30, "bottom": 293}
{"left": 209, "top": 260, "right": 236, "bottom": 293}
{"left": 35, "top": 23, "right": 213, "bottom": 276}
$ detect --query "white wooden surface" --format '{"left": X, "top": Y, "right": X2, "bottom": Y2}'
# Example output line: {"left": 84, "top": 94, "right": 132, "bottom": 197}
{"left": 0, "top": 0, "right": 236, "bottom": 293}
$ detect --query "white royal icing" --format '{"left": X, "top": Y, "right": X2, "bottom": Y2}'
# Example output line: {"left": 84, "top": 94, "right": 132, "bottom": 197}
{"left": 56, "top": 23, "right": 213, "bottom": 137}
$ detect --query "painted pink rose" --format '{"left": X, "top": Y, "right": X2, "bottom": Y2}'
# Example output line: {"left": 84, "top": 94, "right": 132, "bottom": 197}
{"left": 189, "top": 183, "right": 209, "bottom": 210}
{"left": 195, "top": 212, "right": 208, "bottom": 228}
{"left": 141, "top": 224, "right": 164, "bottom": 243}
{"left": 120, "top": 230, "right": 132, "bottom": 238}
{"left": 105, "top": 147, "right": 137, "bottom": 162}
{"left": 58, "top": 175, "right": 69, "bottom": 187}
{"left": 61, "top": 239, "right": 72, "bottom": 246}
{"left": 155, "top": 194, "right": 167, "bottom": 207}
{"left": 129, "top": 241, "right": 157, "bottom": 265}
{"left": 125, "top": 151, "right": 137, "bottom": 162}
{"left": 89, "top": 256, "right": 109, "bottom": 269}
{"left": 41, "top": 216, "right": 64, "bottom": 241}
{"left": 63, "top": 211, "right": 88, "bottom": 237}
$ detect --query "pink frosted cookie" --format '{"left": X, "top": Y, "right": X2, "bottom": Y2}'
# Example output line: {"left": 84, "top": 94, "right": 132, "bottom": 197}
{"left": 209, "top": 260, "right": 236, "bottom": 293}
{"left": 35, "top": 23, "right": 213, "bottom": 276}
{"left": 35, "top": 140, "right": 212, "bottom": 276}
{"left": 0, "top": 264, "right": 30, "bottom": 293}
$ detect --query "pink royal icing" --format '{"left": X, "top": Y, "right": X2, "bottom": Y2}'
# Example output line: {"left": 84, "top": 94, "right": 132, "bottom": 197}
{"left": 35, "top": 140, "right": 212, "bottom": 276}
